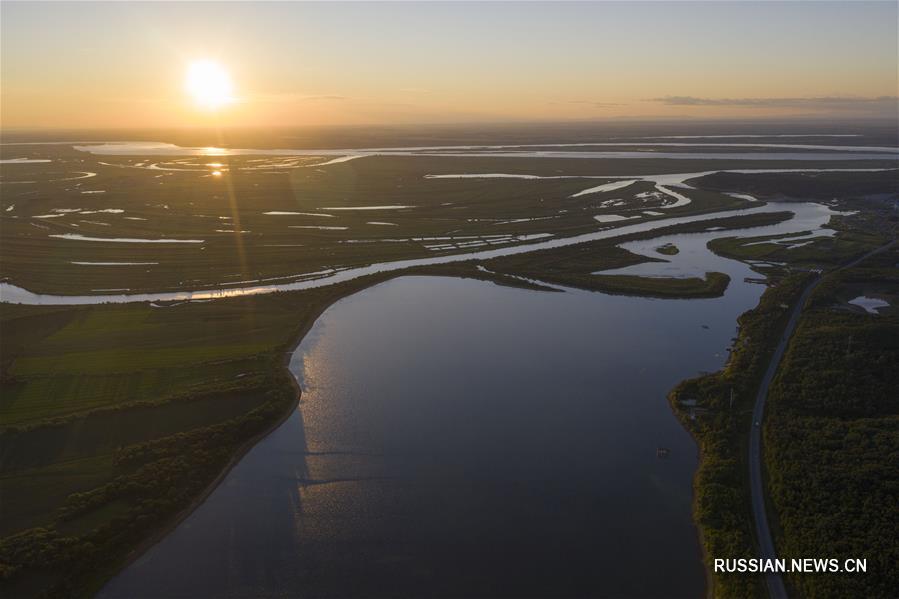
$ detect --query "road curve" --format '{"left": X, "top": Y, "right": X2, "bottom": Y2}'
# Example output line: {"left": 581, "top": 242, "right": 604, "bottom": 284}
{"left": 748, "top": 240, "right": 895, "bottom": 599}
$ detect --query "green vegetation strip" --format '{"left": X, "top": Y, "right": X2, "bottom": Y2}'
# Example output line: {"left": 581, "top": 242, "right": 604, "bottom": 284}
{"left": 668, "top": 273, "right": 812, "bottom": 597}
{"left": 588, "top": 272, "right": 730, "bottom": 299}
{"left": 709, "top": 229, "right": 888, "bottom": 270}
{"left": 764, "top": 249, "right": 898, "bottom": 598}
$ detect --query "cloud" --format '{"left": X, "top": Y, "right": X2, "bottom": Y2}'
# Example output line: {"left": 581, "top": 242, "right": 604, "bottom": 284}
{"left": 650, "top": 95, "right": 898, "bottom": 108}
{"left": 550, "top": 100, "right": 623, "bottom": 108}
{"left": 249, "top": 93, "right": 349, "bottom": 103}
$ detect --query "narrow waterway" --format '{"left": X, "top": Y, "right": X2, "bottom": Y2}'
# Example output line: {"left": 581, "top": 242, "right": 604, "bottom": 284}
{"left": 0, "top": 196, "right": 843, "bottom": 305}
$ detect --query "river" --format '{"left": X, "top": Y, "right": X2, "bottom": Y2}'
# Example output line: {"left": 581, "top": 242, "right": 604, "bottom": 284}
{"left": 98, "top": 201, "right": 838, "bottom": 598}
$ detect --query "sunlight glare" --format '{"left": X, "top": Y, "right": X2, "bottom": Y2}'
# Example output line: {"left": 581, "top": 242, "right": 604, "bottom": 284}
{"left": 186, "top": 61, "right": 234, "bottom": 110}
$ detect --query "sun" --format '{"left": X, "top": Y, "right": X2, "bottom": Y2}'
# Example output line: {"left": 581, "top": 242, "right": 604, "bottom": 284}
{"left": 185, "top": 60, "right": 234, "bottom": 110}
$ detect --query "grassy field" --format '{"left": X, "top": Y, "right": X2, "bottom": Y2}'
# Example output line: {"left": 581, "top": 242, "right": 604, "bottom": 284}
{"left": 709, "top": 228, "right": 889, "bottom": 269}
{"left": 1, "top": 299, "right": 295, "bottom": 425}
{"left": 692, "top": 169, "right": 899, "bottom": 202}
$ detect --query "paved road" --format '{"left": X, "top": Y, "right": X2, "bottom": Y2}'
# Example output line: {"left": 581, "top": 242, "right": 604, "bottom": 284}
{"left": 748, "top": 240, "right": 895, "bottom": 599}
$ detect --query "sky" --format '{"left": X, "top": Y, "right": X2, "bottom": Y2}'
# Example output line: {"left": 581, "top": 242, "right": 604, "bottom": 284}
{"left": 1, "top": 1, "right": 897, "bottom": 128}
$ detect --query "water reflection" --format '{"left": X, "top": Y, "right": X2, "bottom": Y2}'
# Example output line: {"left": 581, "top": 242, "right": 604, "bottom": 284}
{"left": 100, "top": 263, "right": 779, "bottom": 598}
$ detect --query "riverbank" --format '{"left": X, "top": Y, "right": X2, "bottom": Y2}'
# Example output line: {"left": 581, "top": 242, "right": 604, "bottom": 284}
{"left": 667, "top": 272, "right": 812, "bottom": 597}
{"left": 668, "top": 231, "right": 896, "bottom": 598}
